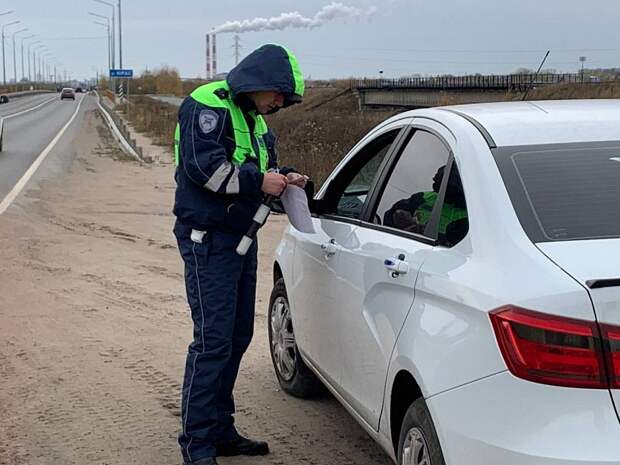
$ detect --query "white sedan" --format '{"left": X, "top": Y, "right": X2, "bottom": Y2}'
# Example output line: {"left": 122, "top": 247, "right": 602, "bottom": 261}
{"left": 269, "top": 100, "right": 620, "bottom": 465}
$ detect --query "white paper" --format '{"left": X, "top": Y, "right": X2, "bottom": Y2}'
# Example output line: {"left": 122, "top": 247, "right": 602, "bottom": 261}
{"left": 280, "top": 185, "right": 316, "bottom": 234}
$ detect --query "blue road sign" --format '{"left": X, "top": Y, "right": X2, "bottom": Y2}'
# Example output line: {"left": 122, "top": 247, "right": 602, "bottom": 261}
{"left": 109, "top": 69, "right": 133, "bottom": 78}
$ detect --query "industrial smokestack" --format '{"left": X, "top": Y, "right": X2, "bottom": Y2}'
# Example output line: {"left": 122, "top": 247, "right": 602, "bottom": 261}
{"left": 213, "top": 2, "right": 375, "bottom": 34}
{"left": 206, "top": 34, "right": 211, "bottom": 79}
{"left": 212, "top": 33, "right": 217, "bottom": 78}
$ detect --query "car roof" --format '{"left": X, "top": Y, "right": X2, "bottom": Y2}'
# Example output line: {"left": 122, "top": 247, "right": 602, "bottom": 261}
{"left": 416, "top": 99, "right": 620, "bottom": 147}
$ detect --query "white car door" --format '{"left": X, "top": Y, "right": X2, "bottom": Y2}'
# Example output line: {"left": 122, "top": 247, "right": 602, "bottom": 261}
{"left": 333, "top": 121, "right": 458, "bottom": 429}
{"left": 291, "top": 123, "right": 408, "bottom": 387}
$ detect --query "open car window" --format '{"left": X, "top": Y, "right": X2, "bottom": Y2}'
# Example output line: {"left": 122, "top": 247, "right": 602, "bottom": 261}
{"left": 322, "top": 129, "right": 401, "bottom": 220}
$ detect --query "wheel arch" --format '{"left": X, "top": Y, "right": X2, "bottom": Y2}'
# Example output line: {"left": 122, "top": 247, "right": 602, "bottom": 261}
{"left": 390, "top": 369, "right": 424, "bottom": 455}
{"left": 273, "top": 260, "right": 283, "bottom": 284}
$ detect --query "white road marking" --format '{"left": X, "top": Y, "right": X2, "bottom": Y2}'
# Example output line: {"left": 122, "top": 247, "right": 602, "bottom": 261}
{"left": 611, "top": 157, "right": 620, "bottom": 162}
{"left": 0, "top": 95, "right": 86, "bottom": 215}
{"left": 2, "top": 95, "right": 57, "bottom": 119}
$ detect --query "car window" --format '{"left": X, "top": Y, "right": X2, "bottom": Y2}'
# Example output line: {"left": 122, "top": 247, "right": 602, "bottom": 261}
{"left": 493, "top": 143, "right": 620, "bottom": 242}
{"left": 326, "top": 129, "right": 399, "bottom": 219}
{"left": 374, "top": 130, "right": 460, "bottom": 240}
{"left": 436, "top": 165, "right": 469, "bottom": 246}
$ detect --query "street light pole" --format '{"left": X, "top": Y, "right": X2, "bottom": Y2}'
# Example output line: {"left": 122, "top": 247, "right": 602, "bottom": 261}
{"left": 93, "top": 21, "right": 111, "bottom": 70}
{"left": 2, "top": 20, "right": 20, "bottom": 85}
{"left": 27, "top": 40, "right": 40, "bottom": 81}
{"left": 579, "top": 56, "right": 587, "bottom": 83}
{"left": 33, "top": 45, "right": 44, "bottom": 82}
{"left": 118, "top": 0, "right": 122, "bottom": 68}
{"left": 12, "top": 28, "right": 27, "bottom": 84}
{"left": 21, "top": 34, "right": 34, "bottom": 82}
{"left": 94, "top": 0, "right": 115, "bottom": 69}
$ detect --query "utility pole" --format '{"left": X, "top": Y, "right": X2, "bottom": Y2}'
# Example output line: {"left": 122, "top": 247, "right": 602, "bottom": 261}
{"left": 579, "top": 56, "right": 587, "bottom": 83}
{"left": 118, "top": 0, "right": 123, "bottom": 68}
{"left": 12, "top": 28, "right": 27, "bottom": 84}
{"left": 233, "top": 34, "right": 241, "bottom": 66}
{"left": 21, "top": 35, "right": 34, "bottom": 82}
{"left": 2, "top": 20, "right": 20, "bottom": 85}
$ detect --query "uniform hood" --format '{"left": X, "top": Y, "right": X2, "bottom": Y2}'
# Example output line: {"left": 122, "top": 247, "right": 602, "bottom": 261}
{"left": 226, "top": 44, "right": 305, "bottom": 108}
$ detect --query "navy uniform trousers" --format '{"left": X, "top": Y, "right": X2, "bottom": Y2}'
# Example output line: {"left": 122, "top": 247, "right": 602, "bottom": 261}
{"left": 173, "top": 220, "right": 258, "bottom": 463}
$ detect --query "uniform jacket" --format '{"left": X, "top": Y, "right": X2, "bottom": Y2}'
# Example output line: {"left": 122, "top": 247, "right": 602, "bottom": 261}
{"left": 173, "top": 44, "right": 304, "bottom": 234}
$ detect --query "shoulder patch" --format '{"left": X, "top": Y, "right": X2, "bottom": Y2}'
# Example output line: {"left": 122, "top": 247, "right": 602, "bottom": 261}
{"left": 198, "top": 109, "right": 219, "bottom": 134}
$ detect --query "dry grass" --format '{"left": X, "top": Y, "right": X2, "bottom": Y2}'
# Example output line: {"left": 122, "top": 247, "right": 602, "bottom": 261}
{"left": 118, "top": 96, "right": 178, "bottom": 148}
{"left": 267, "top": 88, "right": 399, "bottom": 185}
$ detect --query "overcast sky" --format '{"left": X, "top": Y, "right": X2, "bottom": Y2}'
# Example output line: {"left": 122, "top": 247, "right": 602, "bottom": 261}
{"left": 3, "top": 0, "right": 619, "bottom": 81}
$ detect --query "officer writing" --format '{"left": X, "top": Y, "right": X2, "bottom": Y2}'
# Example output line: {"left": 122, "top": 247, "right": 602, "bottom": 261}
{"left": 172, "top": 44, "right": 306, "bottom": 465}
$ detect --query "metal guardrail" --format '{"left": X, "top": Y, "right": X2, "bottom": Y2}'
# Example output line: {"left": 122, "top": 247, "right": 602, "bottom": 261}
{"left": 96, "top": 92, "right": 144, "bottom": 161}
{"left": 356, "top": 73, "right": 605, "bottom": 91}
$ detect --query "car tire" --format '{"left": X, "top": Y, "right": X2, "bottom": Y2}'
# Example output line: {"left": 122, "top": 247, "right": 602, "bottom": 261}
{"left": 397, "top": 399, "right": 446, "bottom": 465}
{"left": 268, "top": 277, "right": 324, "bottom": 398}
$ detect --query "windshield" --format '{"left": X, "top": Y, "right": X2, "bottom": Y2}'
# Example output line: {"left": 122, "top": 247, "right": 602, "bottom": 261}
{"left": 493, "top": 142, "right": 620, "bottom": 242}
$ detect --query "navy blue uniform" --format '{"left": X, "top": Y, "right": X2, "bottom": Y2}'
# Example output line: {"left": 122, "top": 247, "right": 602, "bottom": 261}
{"left": 173, "top": 44, "right": 304, "bottom": 464}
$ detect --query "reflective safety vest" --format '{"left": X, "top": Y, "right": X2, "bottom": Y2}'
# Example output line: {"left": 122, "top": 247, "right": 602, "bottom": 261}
{"left": 174, "top": 81, "right": 269, "bottom": 174}
{"left": 415, "top": 192, "right": 468, "bottom": 234}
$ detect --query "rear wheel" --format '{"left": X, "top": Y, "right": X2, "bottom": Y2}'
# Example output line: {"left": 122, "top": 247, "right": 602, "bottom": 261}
{"left": 397, "top": 399, "right": 446, "bottom": 465}
{"left": 268, "top": 278, "right": 323, "bottom": 398}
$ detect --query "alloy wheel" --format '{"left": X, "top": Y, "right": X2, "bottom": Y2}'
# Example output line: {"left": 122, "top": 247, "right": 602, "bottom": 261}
{"left": 270, "top": 296, "right": 297, "bottom": 382}
{"left": 401, "top": 427, "right": 431, "bottom": 465}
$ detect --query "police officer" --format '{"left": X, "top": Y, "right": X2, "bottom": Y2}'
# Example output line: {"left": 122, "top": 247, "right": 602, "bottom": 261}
{"left": 172, "top": 44, "right": 306, "bottom": 465}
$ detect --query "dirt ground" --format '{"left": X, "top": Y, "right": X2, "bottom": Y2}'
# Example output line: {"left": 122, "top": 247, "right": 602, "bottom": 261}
{"left": 0, "top": 109, "right": 393, "bottom": 465}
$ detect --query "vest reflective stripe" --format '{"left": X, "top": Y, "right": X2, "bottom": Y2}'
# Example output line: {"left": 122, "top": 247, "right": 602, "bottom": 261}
{"left": 174, "top": 123, "right": 180, "bottom": 166}
{"left": 416, "top": 191, "right": 468, "bottom": 234}
{"left": 174, "top": 81, "right": 268, "bottom": 173}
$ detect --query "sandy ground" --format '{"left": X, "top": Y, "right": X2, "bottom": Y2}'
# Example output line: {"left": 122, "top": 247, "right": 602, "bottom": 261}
{"left": 0, "top": 108, "right": 393, "bottom": 465}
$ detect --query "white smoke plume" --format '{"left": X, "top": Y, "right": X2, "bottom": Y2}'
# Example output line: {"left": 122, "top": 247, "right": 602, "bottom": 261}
{"left": 213, "top": 2, "right": 376, "bottom": 34}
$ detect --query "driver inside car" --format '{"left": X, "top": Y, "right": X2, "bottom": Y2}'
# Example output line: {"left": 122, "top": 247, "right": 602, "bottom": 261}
{"left": 383, "top": 165, "right": 468, "bottom": 244}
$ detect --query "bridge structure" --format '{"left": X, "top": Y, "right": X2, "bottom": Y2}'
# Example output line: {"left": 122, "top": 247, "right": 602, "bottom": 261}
{"left": 355, "top": 73, "right": 586, "bottom": 109}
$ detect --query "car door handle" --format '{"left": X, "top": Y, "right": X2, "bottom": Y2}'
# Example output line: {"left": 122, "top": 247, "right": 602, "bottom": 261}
{"left": 384, "top": 258, "right": 410, "bottom": 276}
{"left": 321, "top": 238, "right": 338, "bottom": 257}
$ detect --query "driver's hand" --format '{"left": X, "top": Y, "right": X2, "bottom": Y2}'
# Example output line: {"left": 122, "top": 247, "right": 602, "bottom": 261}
{"left": 286, "top": 172, "right": 309, "bottom": 189}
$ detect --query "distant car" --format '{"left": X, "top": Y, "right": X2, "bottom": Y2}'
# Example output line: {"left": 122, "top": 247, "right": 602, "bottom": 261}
{"left": 0, "top": 94, "right": 8, "bottom": 104}
{"left": 75, "top": 87, "right": 83, "bottom": 93}
{"left": 60, "top": 88, "right": 75, "bottom": 100}
{"left": 270, "top": 100, "right": 620, "bottom": 465}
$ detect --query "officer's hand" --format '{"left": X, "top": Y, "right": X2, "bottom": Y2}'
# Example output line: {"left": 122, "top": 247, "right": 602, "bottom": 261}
{"left": 262, "top": 172, "right": 288, "bottom": 196}
{"left": 286, "top": 172, "right": 309, "bottom": 189}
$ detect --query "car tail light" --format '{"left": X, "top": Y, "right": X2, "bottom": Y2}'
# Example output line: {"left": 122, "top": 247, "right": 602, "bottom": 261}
{"left": 599, "top": 324, "right": 620, "bottom": 389}
{"left": 490, "top": 306, "right": 618, "bottom": 389}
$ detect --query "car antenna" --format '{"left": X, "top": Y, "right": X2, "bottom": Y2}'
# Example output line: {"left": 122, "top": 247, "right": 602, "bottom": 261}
{"left": 522, "top": 50, "right": 550, "bottom": 101}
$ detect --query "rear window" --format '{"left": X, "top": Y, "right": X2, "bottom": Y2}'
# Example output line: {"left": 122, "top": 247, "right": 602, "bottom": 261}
{"left": 493, "top": 142, "right": 620, "bottom": 242}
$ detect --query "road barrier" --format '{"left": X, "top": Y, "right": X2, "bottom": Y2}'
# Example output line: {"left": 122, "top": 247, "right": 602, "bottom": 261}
{"left": 356, "top": 73, "right": 606, "bottom": 91}
{"left": 95, "top": 92, "right": 144, "bottom": 161}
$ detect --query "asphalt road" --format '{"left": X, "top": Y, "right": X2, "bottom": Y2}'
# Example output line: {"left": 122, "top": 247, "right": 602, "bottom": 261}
{"left": 0, "top": 92, "right": 92, "bottom": 206}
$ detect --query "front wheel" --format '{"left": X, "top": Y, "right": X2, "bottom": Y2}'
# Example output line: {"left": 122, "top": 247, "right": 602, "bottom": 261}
{"left": 268, "top": 277, "right": 323, "bottom": 398}
{"left": 397, "top": 399, "right": 446, "bottom": 465}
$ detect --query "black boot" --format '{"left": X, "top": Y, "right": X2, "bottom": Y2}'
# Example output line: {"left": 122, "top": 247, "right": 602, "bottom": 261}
{"left": 216, "top": 436, "right": 270, "bottom": 456}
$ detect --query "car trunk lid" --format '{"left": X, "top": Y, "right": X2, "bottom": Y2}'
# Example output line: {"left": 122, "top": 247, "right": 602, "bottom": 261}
{"left": 537, "top": 238, "right": 620, "bottom": 416}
